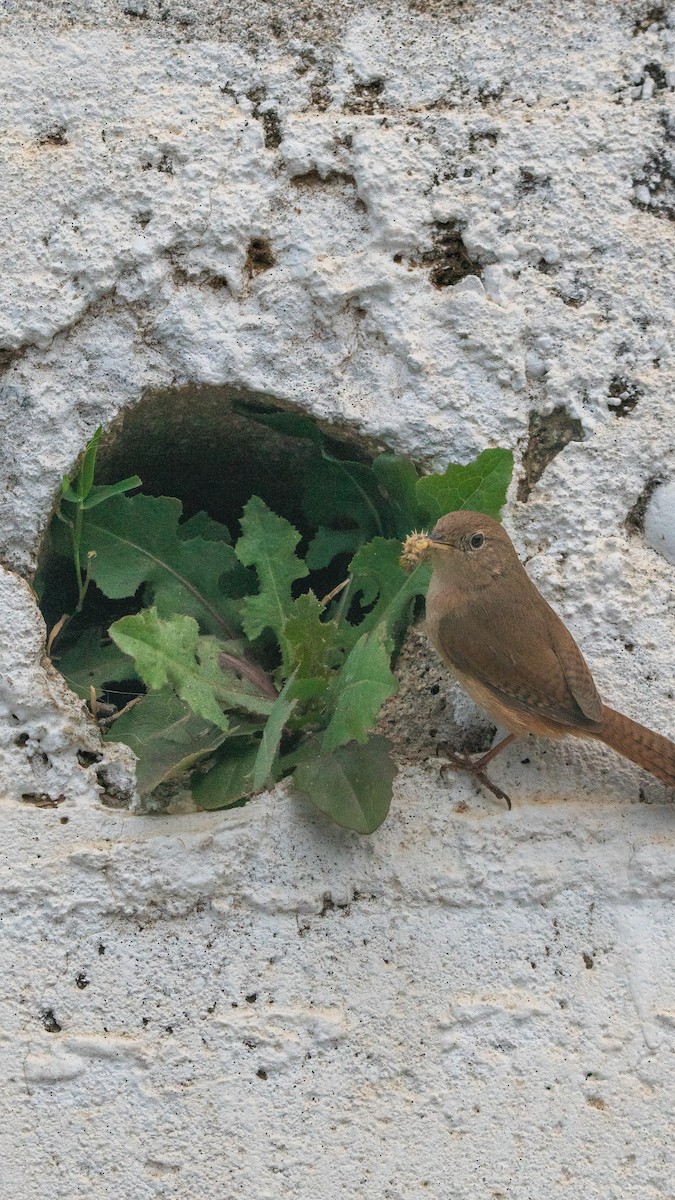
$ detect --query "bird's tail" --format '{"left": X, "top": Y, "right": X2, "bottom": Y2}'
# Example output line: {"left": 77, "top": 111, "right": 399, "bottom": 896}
{"left": 597, "top": 706, "right": 675, "bottom": 789}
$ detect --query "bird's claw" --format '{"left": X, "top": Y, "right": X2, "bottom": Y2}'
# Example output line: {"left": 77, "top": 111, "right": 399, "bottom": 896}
{"left": 435, "top": 743, "right": 512, "bottom": 811}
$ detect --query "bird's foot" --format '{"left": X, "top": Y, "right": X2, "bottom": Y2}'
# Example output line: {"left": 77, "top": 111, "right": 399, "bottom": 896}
{"left": 435, "top": 743, "right": 513, "bottom": 810}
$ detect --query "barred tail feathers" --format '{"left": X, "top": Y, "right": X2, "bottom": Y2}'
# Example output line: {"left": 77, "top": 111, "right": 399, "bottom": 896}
{"left": 598, "top": 706, "right": 675, "bottom": 789}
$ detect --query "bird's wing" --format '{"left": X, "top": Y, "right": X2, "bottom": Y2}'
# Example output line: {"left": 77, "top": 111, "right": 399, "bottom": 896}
{"left": 436, "top": 578, "right": 602, "bottom": 730}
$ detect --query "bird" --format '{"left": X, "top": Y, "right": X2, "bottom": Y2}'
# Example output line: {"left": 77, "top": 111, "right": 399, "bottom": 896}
{"left": 402, "top": 511, "right": 675, "bottom": 808}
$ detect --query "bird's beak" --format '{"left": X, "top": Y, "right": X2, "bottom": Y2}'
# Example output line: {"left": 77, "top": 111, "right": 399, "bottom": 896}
{"left": 427, "top": 533, "right": 455, "bottom": 548}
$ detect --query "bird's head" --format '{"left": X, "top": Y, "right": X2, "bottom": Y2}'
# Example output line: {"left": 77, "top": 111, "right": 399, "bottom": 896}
{"left": 402, "top": 510, "right": 520, "bottom": 586}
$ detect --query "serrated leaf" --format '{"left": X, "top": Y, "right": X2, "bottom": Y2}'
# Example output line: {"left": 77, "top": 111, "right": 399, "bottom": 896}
{"left": 305, "top": 526, "right": 363, "bottom": 570}
{"left": 322, "top": 626, "right": 398, "bottom": 753}
{"left": 234, "top": 496, "right": 308, "bottom": 656}
{"left": 178, "top": 511, "right": 232, "bottom": 542}
{"left": 293, "top": 735, "right": 396, "bottom": 833}
{"left": 415, "top": 448, "right": 514, "bottom": 523}
{"left": 107, "top": 689, "right": 232, "bottom": 794}
{"left": 75, "top": 493, "right": 247, "bottom": 637}
{"left": 349, "top": 537, "right": 409, "bottom": 620}
{"left": 54, "top": 628, "right": 139, "bottom": 701}
{"left": 192, "top": 740, "right": 261, "bottom": 810}
{"left": 109, "top": 609, "right": 274, "bottom": 730}
{"left": 81, "top": 477, "right": 141, "bottom": 508}
{"left": 372, "top": 453, "right": 422, "bottom": 536}
{"left": 283, "top": 592, "right": 341, "bottom": 679}
{"left": 339, "top": 539, "right": 430, "bottom": 651}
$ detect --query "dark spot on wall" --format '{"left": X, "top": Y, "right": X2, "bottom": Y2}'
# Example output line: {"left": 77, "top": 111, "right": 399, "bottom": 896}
{"left": 468, "top": 129, "right": 499, "bottom": 151}
{"left": 517, "top": 407, "right": 584, "bottom": 501}
{"left": 123, "top": 1, "right": 148, "bottom": 16}
{"left": 156, "top": 153, "right": 174, "bottom": 175}
{"left": 633, "top": 6, "right": 667, "bottom": 35}
{"left": 421, "top": 221, "right": 478, "bottom": 288}
{"left": 245, "top": 237, "right": 275, "bottom": 276}
{"left": 15, "top": 732, "right": 29, "bottom": 747}
{"left": 518, "top": 168, "right": 551, "bottom": 195}
{"left": 43, "top": 1009, "right": 62, "bottom": 1033}
{"left": 641, "top": 62, "right": 669, "bottom": 94}
{"left": 77, "top": 749, "right": 103, "bottom": 767}
{"left": 582, "top": 952, "right": 594, "bottom": 969}
{"left": 632, "top": 114, "right": 675, "bottom": 221}
{"left": 625, "top": 476, "right": 663, "bottom": 534}
{"left": 345, "top": 78, "right": 385, "bottom": 114}
{"left": 248, "top": 85, "right": 282, "bottom": 149}
{"left": 607, "top": 376, "right": 642, "bottom": 416}
{"left": 75, "top": 973, "right": 89, "bottom": 990}
{"left": 553, "top": 273, "right": 590, "bottom": 308}
{"left": 96, "top": 762, "right": 135, "bottom": 808}
{"left": 291, "top": 168, "right": 358, "bottom": 190}
{"left": 38, "top": 126, "right": 68, "bottom": 147}
{"left": 256, "top": 1068, "right": 268, "bottom": 1079}
{"left": 476, "top": 82, "right": 505, "bottom": 106}
{"left": 245, "top": 992, "right": 258, "bottom": 1004}
{"left": 536, "top": 258, "right": 559, "bottom": 275}
{"left": 21, "top": 792, "right": 65, "bottom": 808}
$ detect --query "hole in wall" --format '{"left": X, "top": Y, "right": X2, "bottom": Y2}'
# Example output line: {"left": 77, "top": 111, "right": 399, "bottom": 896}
{"left": 38, "top": 386, "right": 380, "bottom": 647}
{"left": 36, "top": 386, "right": 412, "bottom": 806}
{"left": 607, "top": 375, "right": 642, "bottom": 417}
{"left": 420, "top": 221, "right": 479, "bottom": 288}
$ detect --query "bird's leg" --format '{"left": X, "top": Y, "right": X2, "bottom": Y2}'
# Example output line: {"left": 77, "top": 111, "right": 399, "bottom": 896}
{"left": 435, "top": 733, "right": 516, "bottom": 810}
{"left": 470, "top": 733, "right": 515, "bottom": 770}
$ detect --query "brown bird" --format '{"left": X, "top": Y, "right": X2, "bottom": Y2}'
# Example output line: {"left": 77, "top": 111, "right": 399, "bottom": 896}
{"left": 406, "top": 510, "right": 675, "bottom": 808}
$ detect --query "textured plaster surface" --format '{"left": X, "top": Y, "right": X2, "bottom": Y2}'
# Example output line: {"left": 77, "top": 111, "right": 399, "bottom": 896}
{"left": 0, "top": 1, "right": 674, "bottom": 1195}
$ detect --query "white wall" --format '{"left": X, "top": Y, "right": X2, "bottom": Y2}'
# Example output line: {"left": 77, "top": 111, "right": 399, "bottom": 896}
{"left": 1, "top": 3, "right": 674, "bottom": 1195}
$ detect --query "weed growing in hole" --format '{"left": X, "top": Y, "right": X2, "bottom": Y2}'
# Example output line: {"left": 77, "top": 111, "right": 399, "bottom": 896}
{"left": 39, "top": 415, "right": 513, "bottom": 833}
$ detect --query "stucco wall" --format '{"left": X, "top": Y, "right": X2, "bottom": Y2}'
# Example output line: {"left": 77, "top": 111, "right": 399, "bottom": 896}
{"left": 1, "top": 2, "right": 674, "bottom": 1196}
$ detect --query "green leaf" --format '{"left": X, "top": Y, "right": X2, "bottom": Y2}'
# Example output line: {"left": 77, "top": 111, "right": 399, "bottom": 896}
{"left": 60, "top": 479, "right": 80, "bottom": 504}
{"left": 107, "top": 689, "right": 231, "bottom": 795}
{"left": 303, "top": 455, "right": 386, "bottom": 543}
{"left": 283, "top": 592, "right": 341, "bottom": 679}
{"left": 75, "top": 493, "right": 248, "bottom": 637}
{"left": 339, "top": 538, "right": 430, "bottom": 650}
{"left": 81, "top": 477, "right": 142, "bottom": 508}
{"left": 54, "top": 628, "right": 138, "bottom": 701}
{"left": 415, "top": 448, "right": 514, "bottom": 523}
{"left": 349, "top": 537, "right": 409, "bottom": 621}
{"left": 372, "top": 453, "right": 422, "bottom": 536}
{"left": 252, "top": 678, "right": 297, "bottom": 791}
{"left": 178, "top": 512, "right": 232, "bottom": 542}
{"left": 234, "top": 496, "right": 308, "bottom": 655}
{"left": 235, "top": 408, "right": 325, "bottom": 445}
{"left": 192, "top": 740, "right": 261, "bottom": 810}
{"left": 305, "top": 526, "right": 363, "bottom": 571}
{"left": 293, "top": 735, "right": 396, "bottom": 834}
{"left": 77, "top": 426, "right": 102, "bottom": 500}
{"left": 322, "top": 626, "right": 398, "bottom": 753}
{"left": 109, "top": 609, "right": 274, "bottom": 730}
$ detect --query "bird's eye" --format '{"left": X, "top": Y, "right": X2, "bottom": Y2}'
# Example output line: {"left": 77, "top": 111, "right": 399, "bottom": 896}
{"left": 469, "top": 532, "right": 484, "bottom": 550}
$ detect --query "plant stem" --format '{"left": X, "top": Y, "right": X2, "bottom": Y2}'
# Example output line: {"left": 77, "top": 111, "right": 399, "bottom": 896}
{"left": 219, "top": 652, "right": 279, "bottom": 699}
{"left": 334, "top": 575, "right": 353, "bottom": 626}
{"left": 75, "top": 550, "right": 96, "bottom": 614}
